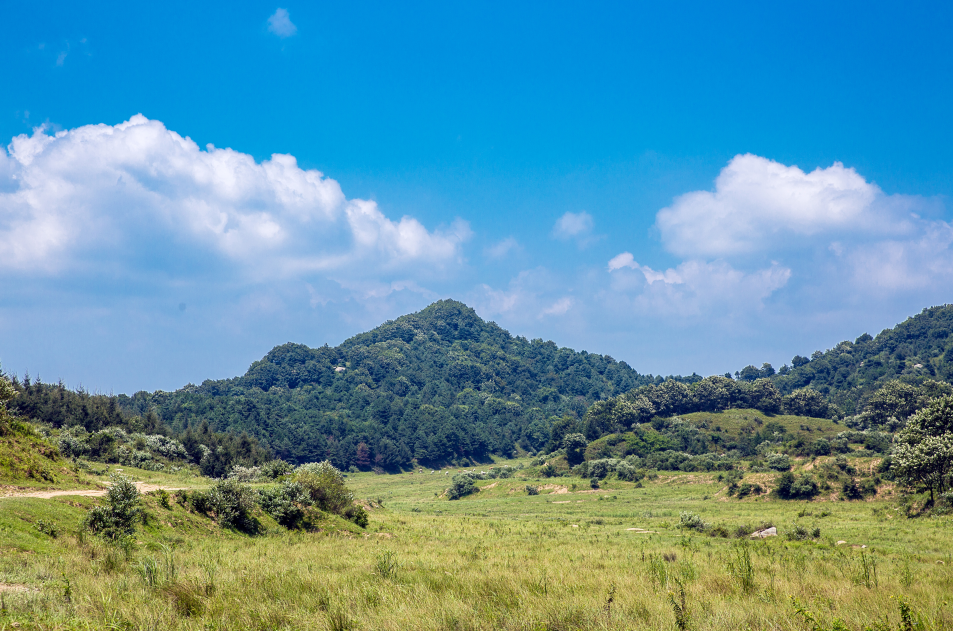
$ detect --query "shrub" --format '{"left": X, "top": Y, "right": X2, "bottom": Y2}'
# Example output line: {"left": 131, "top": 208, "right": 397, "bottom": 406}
{"left": 526, "top": 485, "right": 539, "bottom": 495}
{"left": 841, "top": 478, "right": 867, "bottom": 500}
{"left": 447, "top": 473, "right": 478, "bottom": 500}
{"left": 154, "top": 489, "right": 172, "bottom": 509}
{"left": 589, "top": 477, "right": 600, "bottom": 489}
{"left": 84, "top": 473, "right": 142, "bottom": 539}
{"left": 615, "top": 460, "right": 643, "bottom": 482}
{"left": 786, "top": 523, "right": 819, "bottom": 540}
{"left": 295, "top": 461, "right": 355, "bottom": 514}
{"left": 563, "top": 433, "right": 588, "bottom": 466}
{"left": 226, "top": 465, "right": 262, "bottom": 483}
{"left": 343, "top": 504, "right": 369, "bottom": 528}
{"left": 258, "top": 481, "right": 311, "bottom": 528}
{"left": 261, "top": 459, "right": 294, "bottom": 479}
{"left": 773, "top": 472, "right": 819, "bottom": 500}
{"left": 539, "top": 463, "right": 556, "bottom": 478}
{"left": 735, "top": 482, "right": 764, "bottom": 499}
{"left": 679, "top": 511, "right": 707, "bottom": 532}
{"left": 191, "top": 479, "right": 259, "bottom": 533}
{"left": 765, "top": 453, "right": 791, "bottom": 472}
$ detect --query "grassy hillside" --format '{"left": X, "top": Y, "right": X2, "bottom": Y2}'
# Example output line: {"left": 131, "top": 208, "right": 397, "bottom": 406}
{"left": 1, "top": 451, "right": 950, "bottom": 630}
{"left": 0, "top": 420, "right": 92, "bottom": 490}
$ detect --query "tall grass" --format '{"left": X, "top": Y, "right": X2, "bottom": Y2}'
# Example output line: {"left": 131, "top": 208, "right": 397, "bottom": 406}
{"left": 0, "top": 460, "right": 951, "bottom": 630}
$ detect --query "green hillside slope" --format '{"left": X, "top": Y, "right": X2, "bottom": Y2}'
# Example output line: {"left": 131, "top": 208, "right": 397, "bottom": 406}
{"left": 763, "top": 304, "right": 953, "bottom": 414}
{"left": 118, "top": 300, "right": 659, "bottom": 468}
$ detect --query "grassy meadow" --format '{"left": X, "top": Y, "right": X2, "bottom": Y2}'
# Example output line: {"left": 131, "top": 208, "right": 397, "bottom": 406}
{"left": 1, "top": 448, "right": 951, "bottom": 631}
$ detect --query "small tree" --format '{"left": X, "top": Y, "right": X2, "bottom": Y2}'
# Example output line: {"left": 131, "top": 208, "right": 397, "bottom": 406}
{"left": 85, "top": 473, "right": 141, "bottom": 539}
{"left": 563, "top": 433, "right": 588, "bottom": 466}
{"left": 892, "top": 395, "right": 953, "bottom": 503}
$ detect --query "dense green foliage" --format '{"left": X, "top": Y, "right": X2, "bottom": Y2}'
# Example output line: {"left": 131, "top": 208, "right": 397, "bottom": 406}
{"left": 114, "top": 301, "right": 660, "bottom": 469}
{"left": 7, "top": 301, "right": 953, "bottom": 483}
{"left": 759, "top": 304, "right": 953, "bottom": 414}
{"left": 5, "top": 373, "right": 271, "bottom": 476}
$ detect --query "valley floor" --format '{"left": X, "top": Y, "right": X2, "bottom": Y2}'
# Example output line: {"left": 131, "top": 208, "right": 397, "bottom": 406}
{"left": 1, "top": 460, "right": 951, "bottom": 630}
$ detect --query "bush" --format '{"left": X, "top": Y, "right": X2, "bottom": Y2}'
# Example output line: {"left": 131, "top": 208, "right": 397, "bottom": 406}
{"left": 842, "top": 478, "right": 862, "bottom": 500}
{"left": 765, "top": 453, "right": 791, "bottom": 472}
{"left": 786, "top": 523, "right": 820, "bottom": 541}
{"left": 226, "top": 465, "right": 262, "bottom": 483}
{"left": 615, "top": 460, "right": 643, "bottom": 482}
{"left": 563, "top": 433, "right": 588, "bottom": 466}
{"left": 343, "top": 504, "right": 369, "bottom": 528}
{"left": 539, "top": 463, "right": 556, "bottom": 478}
{"left": 191, "top": 479, "right": 259, "bottom": 533}
{"left": 735, "top": 482, "right": 764, "bottom": 499}
{"left": 526, "top": 485, "right": 539, "bottom": 495}
{"left": 679, "top": 511, "right": 707, "bottom": 532}
{"left": 774, "top": 472, "right": 819, "bottom": 500}
{"left": 295, "top": 461, "right": 356, "bottom": 515}
{"left": 447, "top": 473, "right": 478, "bottom": 500}
{"left": 589, "top": 477, "right": 600, "bottom": 489}
{"left": 84, "top": 473, "right": 142, "bottom": 539}
{"left": 258, "top": 481, "right": 311, "bottom": 528}
{"left": 261, "top": 459, "right": 294, "bottom": 479}
{"left": 588, "top": 458, "right": 616, "bottom": 479}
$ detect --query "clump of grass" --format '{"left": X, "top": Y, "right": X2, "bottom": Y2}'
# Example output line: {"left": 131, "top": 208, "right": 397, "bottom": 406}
{"left": 161, "top": 581, "right": 205, "bottom": 617}
{"left": 374, "top": 550, "right": 400, "bottom": 579}
{"left": 648, "top": 554, "right": 668, "bottom": 590}
{"left": 858, "top": 549, "right": 878, "bottom": 589}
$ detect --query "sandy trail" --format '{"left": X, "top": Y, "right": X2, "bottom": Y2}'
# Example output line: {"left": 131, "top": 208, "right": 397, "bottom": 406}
{"left": 0, "top": 483, "right": 192, "bottom": 499}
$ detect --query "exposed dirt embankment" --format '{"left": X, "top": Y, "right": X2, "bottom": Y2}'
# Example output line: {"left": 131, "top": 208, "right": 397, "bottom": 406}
{"left": 0, "top": 482, "right": 190, "bottom": 499}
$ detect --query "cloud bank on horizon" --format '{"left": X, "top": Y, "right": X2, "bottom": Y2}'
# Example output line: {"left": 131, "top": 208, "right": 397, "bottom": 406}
{"left": 597, "top": 154, "right": 952, "bottom": 312}
{"left": 0, "top": 115, "right": 471, "bottom": 281}
{"left": 1, "top": 117, "right": 951, "bottom": 391}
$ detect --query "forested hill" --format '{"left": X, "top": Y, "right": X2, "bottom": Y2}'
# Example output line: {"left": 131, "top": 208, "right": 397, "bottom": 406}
{"left": 117, "top": 300, "right": 660, "bottom": 468}
{"left": 738, "top": 305, "right": 953, "bottom": 415}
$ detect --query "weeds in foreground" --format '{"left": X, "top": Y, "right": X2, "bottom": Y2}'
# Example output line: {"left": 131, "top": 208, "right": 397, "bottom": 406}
{"left": 669, "top": 578, "right": 689, "bottom": 631}
{"left": 858, "top": 550, "right": 878, "bottom": 589}
{"left": 727, "top": 541, "right": 755, "bottom": 593}
{"left": 792, "top": 596, "right": 922, "bottom": 631}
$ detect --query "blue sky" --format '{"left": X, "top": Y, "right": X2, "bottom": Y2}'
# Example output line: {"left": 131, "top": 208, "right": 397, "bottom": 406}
{"left": 2, "top": 1, "right": 952, "bottom": 394}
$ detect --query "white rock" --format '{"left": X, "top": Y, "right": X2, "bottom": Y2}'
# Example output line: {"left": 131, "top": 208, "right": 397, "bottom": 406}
{"left": 750, "top": 526, "right": 777, "bottom": 538}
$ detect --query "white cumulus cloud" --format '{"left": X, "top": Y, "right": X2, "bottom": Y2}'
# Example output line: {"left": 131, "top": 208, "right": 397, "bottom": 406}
{"left": 655, "top": 153, "right": 919, "bottom": 258}
{"left": 606, "top": 254, "right": 791, "bottom": 316}
{"left": 267, "top": 8, "right": 297, "bottom": 38}
{"left": 0, "top": 115, "right": 470, "bottom": 279}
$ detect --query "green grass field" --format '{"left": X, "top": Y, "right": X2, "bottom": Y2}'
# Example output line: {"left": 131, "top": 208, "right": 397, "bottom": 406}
{"left": 1, "top": 452, "right": 951, "bottom": 631}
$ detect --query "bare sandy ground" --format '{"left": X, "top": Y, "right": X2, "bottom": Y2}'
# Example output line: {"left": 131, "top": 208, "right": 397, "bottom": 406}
{"left": 0, "top": 482, "right": 191, "bottom": 499}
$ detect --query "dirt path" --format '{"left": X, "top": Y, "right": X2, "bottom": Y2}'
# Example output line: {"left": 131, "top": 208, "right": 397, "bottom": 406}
{"left": 0, "top": 483, "right": 192, "bottom": 500}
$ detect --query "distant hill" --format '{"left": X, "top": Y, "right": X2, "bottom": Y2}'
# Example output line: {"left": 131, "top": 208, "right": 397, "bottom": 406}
{"left": 742, "top": 305, "right": 953, "bottom": 415}
{"left": 118, "top": 300, "right": 660, "bottom": 468}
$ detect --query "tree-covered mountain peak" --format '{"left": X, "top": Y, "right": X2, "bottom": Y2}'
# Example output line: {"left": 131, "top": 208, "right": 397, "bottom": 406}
{"left": 151, "top": 299, "right": 656, "bottom": 465}
{"left": 339, "top": 299, "right": 509, "bottom": 350}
